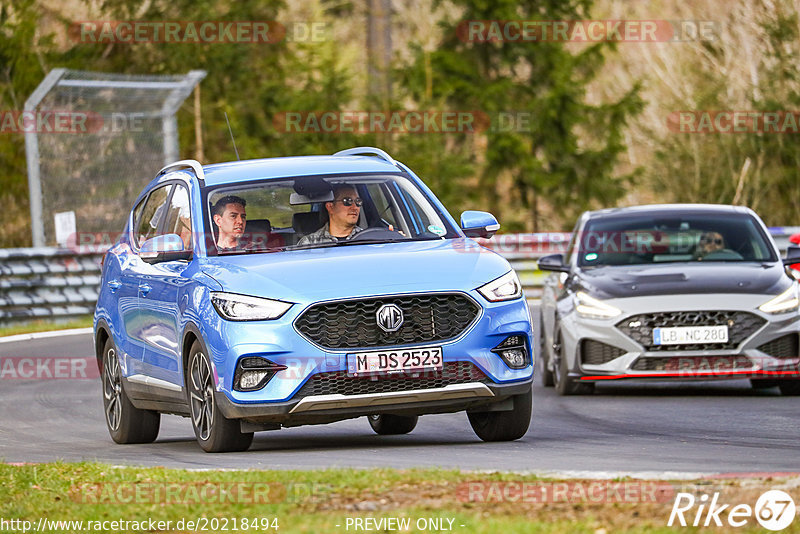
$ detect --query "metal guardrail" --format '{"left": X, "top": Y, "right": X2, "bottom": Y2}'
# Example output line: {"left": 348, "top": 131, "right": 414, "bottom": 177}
{"left": 0, "top": 248, "right": 104, "bottom": 323}
{"left": 0, "top": 228, "right": 797, "bottom": 326}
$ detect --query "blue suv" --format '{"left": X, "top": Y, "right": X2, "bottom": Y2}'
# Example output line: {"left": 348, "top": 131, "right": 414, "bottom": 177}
{"left": 94, "top": 147, "right": 533, "bottom": 452}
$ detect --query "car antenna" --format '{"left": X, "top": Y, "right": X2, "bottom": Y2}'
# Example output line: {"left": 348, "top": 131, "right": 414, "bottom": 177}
{"left": 224, "top": 112, "right": 241, "bottom": 160}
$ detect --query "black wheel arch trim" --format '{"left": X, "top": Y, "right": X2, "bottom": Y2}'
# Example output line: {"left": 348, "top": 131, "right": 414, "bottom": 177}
{"left": 181, "top": 322, "right": 209, "bottom": 380}
{"left": 94, "top": 318, "right": 112, "bottom": 374}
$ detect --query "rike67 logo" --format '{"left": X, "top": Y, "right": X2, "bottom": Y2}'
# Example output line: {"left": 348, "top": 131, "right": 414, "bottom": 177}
{"left": 668, "top": 490, "right": 796, "bottom": 530}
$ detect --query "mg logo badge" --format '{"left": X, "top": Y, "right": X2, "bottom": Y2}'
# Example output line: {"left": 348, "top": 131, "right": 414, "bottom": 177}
{"left": 376, "top": 303, "right": 404, "bottom": 332}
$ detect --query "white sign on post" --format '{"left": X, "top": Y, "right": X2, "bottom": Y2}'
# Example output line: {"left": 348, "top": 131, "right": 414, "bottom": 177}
{"left": 54, "top": 211, "right": 76, "bottom": 248}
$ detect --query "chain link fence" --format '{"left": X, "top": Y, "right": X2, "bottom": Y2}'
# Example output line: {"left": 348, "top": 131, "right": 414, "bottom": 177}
{"left": 24, "top": 69, "right": 205, "bottom": 247}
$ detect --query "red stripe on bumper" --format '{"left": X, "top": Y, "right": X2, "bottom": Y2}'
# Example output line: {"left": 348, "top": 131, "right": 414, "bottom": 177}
{"left": 580, "top": 370, "right": 800, "bottom": 380}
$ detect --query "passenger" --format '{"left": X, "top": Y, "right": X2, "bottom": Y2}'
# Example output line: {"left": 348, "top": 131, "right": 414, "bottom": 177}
{"left": 212, "top": 195, "right": 247, "bottom": 251}
{"left": 694, "top": 231, "right": 725, "bottom": 260}
{"left": 298, "top": 185, "right": 363, "bottom": 245}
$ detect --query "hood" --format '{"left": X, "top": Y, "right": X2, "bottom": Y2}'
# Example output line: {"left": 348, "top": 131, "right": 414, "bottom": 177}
{"left": 199, "top": 238, "right": 510, "bottom": 304}
{"left": 578, "top": 262, "right": 792, "bottom": 299}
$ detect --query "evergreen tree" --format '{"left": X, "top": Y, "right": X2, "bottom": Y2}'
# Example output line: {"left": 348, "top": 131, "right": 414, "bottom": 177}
{"left": 399, "top": 0, "right": 642, "bottom": 231}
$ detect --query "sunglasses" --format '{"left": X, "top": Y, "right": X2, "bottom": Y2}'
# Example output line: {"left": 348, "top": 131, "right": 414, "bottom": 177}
{"left": 334, "top": 197, "right": 363, "bottom": 207}
{"left": 700, "top": 236, "right": 723, "bottom": 245}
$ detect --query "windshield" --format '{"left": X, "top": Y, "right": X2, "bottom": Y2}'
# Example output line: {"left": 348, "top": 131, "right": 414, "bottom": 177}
{"left": 204, "top": 174, "right": 457, "bottom": 255}
{"left": 577, "top": 213, "right": 777, "bottom": 267}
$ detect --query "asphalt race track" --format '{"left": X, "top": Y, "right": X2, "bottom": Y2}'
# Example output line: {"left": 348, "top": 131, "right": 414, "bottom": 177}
{"left": 1, "top": 323, "right": 798, "bottom": 475}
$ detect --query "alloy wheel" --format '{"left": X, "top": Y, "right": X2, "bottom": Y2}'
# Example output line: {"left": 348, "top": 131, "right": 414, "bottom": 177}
{"left": 189, "top": 351, "right": 215, "bottom": 441}
{"left": 103, "top": 347, "right": 122, "bottom": 431}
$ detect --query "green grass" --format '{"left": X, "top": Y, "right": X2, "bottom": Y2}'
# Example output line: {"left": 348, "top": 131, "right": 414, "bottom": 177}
{"left": 0, "top": 316, "right": 93, "bottom": 338}
{"left": 0, "top": 462, "right": 789, "bottom": 533}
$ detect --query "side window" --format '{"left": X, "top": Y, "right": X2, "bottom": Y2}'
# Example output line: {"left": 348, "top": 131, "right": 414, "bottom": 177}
{"left": 131, "top": 198, "right": 146, "bottom": 238}
{"left": 136, "top": 185, "right": 173, "bottom": 248}
{"left": 164, "top": 185, "right": 193, "bottom": 251}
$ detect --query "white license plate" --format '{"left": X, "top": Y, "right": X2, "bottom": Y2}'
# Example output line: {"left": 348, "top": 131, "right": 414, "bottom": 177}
{"left": 653, "top": 325, "right": 728, "bottom": 345}
{"left": 347, "top": 346, "right": 443, "bottom": 376}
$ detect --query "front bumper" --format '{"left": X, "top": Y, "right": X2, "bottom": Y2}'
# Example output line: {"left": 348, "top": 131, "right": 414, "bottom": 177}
{"left": 201, "top": 290, "right": 534, "bottom": 418}
{"left": 216, "top": 378, "right": 532, "bottom": 426}
{"left": 559, "top": 293, "right": 800, "bottom": 382}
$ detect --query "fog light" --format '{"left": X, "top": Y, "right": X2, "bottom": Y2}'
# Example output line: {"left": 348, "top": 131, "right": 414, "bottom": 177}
{"left": 491, "top": 335, "right": 530, "bottom": 369}
{"left": 501, "top": 349, "right": 526, "bottom": 368}
{"left": 233, "top": 356, "right": 287, "bottom": 392}
{"left": 239, "top": 370, "right": 269, "bottom": 389}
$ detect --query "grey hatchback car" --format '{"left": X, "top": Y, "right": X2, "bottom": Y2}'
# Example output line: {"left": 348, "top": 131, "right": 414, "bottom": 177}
{"left": 538, "top": 204, "right": 800, "bottom": 395}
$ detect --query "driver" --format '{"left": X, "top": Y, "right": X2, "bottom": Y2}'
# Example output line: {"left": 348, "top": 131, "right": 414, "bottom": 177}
{"left": 213, "top": 195, "right": 247, "bottom": 251}
{"left": 694, "top": 230, "right": 725, "bottom": 260}
{"left": 298, "top": 184, "right": 364, "bottom": 245}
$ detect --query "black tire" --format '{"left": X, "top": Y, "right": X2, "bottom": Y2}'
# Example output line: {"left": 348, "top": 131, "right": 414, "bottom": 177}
{"left": 750, "top": 379, "right": 780, "bottom": 390}
{"left": 187, "top": 342, "right": 253, "bottom": 453}
{"left": 553, "top": 329, "right": 594, "bottom": 396}
{"left": 778, "top": 380, "right": 800, "bottom": 396}
{"left": 538, "top": 311, "right": 554, "bottom": 387}
{"left": 468, "top": 388, "right": 532, "bottom": 442}
{"left": 367, "top": 414, "right": 418, "bottom": 435}
{"left": 101, "top": 338, "right": 160, "bottom": 444}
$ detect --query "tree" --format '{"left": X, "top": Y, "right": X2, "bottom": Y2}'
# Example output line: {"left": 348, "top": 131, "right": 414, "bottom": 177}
{"left": 648, "top": 0, "right": 800, "bottom": 224}
{"left": 0, "top": 0, "right": 55, "bottom": 246}
{"left": 398, "top": 0, "right": 642, "bottom": 231}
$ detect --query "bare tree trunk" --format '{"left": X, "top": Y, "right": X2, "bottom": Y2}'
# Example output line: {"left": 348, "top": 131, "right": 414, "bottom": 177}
{"left": 366, "top": 0, "right": 392, "bottom": 106}
{"left": 193, "top": 85, "right": 204, "bottom": 162}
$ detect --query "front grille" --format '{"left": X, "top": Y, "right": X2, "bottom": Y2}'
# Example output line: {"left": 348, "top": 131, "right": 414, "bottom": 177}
{"left": 580, "top": 339, "right": 626, "bottom": 365}
{"left": 616, "top": 311, "right": 766, "bottom": 351}
{"left": 631, "top": 355, "right": 753, "bottom": 371}
{"left": 294, "top": 293, "right": 480, "bottom": 350}
{"left": 295, "top": 361, "right": 487, "bottom": 397}
{"left": 758, "top": 334, "right": 799, "bottom": 359}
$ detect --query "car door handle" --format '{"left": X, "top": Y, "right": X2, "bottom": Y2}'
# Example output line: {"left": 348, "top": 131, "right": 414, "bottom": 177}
{"left": 107, "top": 279, "right": 121, "bottom": 292}
{"left": 139, "top": 283, "right": 152, "bottom": 296}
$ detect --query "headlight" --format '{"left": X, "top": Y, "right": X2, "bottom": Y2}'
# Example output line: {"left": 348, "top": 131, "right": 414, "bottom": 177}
{"left": 574, "top": 291, "right": 622, "bottom": 319}
{"left": 759, "top": 284, "right": 800, "bottom": 314}
{"left": 477, "top": 271, "right": 523, "bottom": 302}
{"left": 211, "top": 292, "right": 293, "bottom": 321}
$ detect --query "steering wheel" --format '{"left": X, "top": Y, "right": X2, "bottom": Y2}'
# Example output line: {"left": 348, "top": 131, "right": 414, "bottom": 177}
{"left": 350, "top": 227, "right": 409, "bottom": 241}
{"left": 702, "top": 249, "right": 744, "bottom": 260}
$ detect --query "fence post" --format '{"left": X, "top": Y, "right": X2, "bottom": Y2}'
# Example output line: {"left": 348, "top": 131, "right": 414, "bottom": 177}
{"left": 24, "top": 68, "right": 67, "bottom": 248}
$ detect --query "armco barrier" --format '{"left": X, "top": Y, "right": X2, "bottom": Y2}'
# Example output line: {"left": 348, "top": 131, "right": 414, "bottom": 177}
{"left": 0, "top": 228, "right": 796, "bottom": 326}
{"left": 0, "top": 248, "right": 104, "bottom": 324}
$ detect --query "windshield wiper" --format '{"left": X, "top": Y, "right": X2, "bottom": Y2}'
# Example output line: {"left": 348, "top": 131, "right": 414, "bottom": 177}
{"left": 334, "top": 238, "right": 409, "bottom": 246}
{"left": 289, "top": 236, "right": 444, "bottom": 251}
{"left": 337, "top": 236, "right": 446, "bottom": 246}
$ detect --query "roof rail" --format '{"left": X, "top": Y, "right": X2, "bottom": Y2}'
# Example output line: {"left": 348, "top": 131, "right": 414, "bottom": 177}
{"left": 158, "top": 159, "right": 206, "bottom": 185}
{"left": 333, "top": 147, "right": 397, "bottom": 166}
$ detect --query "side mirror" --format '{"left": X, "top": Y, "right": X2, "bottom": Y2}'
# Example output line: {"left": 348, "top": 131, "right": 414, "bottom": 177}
{"left": 538, "top": 253, "right": 570, "bottom": 273}
{"left": 783, "top": 244, "right": 800, "bottom": 265}
{"left": 140, "top": 234, "right": 192, "bottom": 264}
{"left": 460, "top": 211, "right": 500, "bottom": 239}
